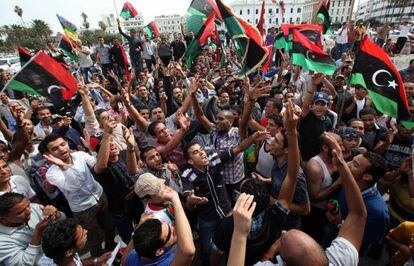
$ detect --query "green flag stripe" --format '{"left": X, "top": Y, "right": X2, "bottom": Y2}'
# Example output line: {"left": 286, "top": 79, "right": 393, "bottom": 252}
{"left": 349, "top": 72, "right": 367, "bottom": 88}
{"left": 292, "top": 53, "right": 335, "bottom": 75}
{"left": 316, "top": 13, "right": 325, "bottom": 23}
{"left": 7, "top": 79, "right": 44, "bottom": 96}
{"left": 187, "top": 7, "right": 207, "bottom": 17}
{"left": 400, "top": 120, "right": 414, "bottom": 129}
{"left": 61, "top": 48, "right": 78, "bottom": 62}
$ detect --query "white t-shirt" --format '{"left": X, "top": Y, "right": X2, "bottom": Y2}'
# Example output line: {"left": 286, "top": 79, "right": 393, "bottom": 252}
{"left": 326, "top": 237, "right": 359, "bottom": 266}
{"left": 0, "top": 175, "right": 36, "bottom": 199}
{"left": 336, "top": 28, "right": 348, "bottom": 44}
{"left": 77, "top": 46, "right": 94, "bottom": 68}
{"left": 400, "top": 25, "right": 412, "bottom": 37}
{"left": 356, "top": 98, "right": 365, "bottom": 118}
{"left": 46, "top": 151, "right": 103, "bottom": 213}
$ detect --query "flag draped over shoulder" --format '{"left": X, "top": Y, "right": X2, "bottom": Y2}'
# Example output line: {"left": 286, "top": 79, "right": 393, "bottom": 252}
{"left": 143, "top": 22, "right": 160, "bottom": 40}
{"left": 216, "top": 0, "right": 268, "bottom": 75}
{"left": 18, "top": 46, "right": 32, "bottom": 67}
{"left": 56, "top": 14, "right": 78, "bottom": 42}
{"left": 4, "top": 52, "right": 77, "bottom": 108}
{"left": 257, "top": 0, "right": 265, "bottom": 38}
{"left": 58, "top": 35, "right": 78, "bottom": 62}
{"left": 316, "top": 1, "right": 331, "bottom": 34}
{"left": 187, "top": 0, "right": 223, "bottom": 21}
{"left": 120, "top": 2, "right": 138, "bottom": 19}
{"left": 350, "top": 36, "right": 411, "bottom": 122}
{"left": 184, "top": 12, "right": 216, "bottom": 68}
{"left": 291, "top": 29, "right": 335, "bottom": 75}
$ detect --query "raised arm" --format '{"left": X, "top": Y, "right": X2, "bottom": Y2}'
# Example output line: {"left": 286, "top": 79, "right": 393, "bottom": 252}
{"left": 93, "top": 118, "right": 116, "bottom": 174}
{"left": 122, "top": 126, "right": 140, "bottom": 175}
{"left": 301, "top": 73, "right": 322, "bottom": 118}
{"left": 157, "top": 112, "right": 190, "bottom": 157}
{"left": 323, "top": 133, "right": 367, "bottom": 251}
{"left": 121, "top": 86, "right": 149, "bottom": 132}
{"left": 277, "top": 100, "right": 300, "bottom": 209}
{"left": 117, "top": 19, "right": 130, "bottom": 40}
{"left": 190, "top": 78, "right": 214, "bottom": 131}
{"left": 162, "top": 188, "right": 195, "bottom": 266}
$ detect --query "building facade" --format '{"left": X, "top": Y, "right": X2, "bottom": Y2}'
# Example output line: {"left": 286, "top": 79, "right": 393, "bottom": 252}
{"left": 123, "top": 15, "right": 145, "bottom": 31}
{"left": 101, "top": 13, "right": 145, "bottom": 34}
{"left": 154, "top": 14, "right": 185, "bottom": 40}
{"left": 229, "top": 0, "right": 309, "bottom": 29}
{"left": 358, "top": 0, "right": 414, "bottom": 23}
{"left": 328, "top": 0, "right": 353, "bottom": 24}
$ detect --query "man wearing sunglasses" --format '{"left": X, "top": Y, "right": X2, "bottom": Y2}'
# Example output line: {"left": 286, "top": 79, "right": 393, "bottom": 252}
{"left": 124, "top": 182, "right": 195, "bottom": 266}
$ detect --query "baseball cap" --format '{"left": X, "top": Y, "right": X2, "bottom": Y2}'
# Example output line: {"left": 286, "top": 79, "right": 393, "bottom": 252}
{"left": 134, "top": 173, "right": 165, "bottom": 198}
{"left": 339, "top": 127, "right": 358, "bottom": 140}
{"left": 312, "top": 92, "right": 329, "bottom": 104}
{"left": 335, "top": 74, "right": 345, "bottom": 80}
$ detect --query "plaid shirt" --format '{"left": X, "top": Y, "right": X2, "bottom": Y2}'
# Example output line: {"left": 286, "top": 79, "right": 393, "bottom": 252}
{"left": 209, "top": 124, "right": 244, "bottom": 184}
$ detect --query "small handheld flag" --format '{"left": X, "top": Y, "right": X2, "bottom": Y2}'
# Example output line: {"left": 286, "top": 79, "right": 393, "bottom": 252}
{"left": 58, "top": 35, "right": 78, "bottom": 62}
{"left": 143, "top": 22, "right": 160, "bottom": 40}
{"left": 120, "top": 2, "right": 138, "bottom": 19}
{"left": 17, "top": 46, "right": 32, "bottom": 67}
{"left": 56, "top": 14, "right": 78, "bottom": 42}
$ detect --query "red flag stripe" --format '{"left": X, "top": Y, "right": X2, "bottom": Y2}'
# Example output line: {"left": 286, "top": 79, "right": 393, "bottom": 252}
{"left": 199, "top": 13, "right": 216, "bottom": 46}
{"left": 281, "top": 24, "right": 323, "bottom": 36}
{"left": 32, "top": 52, "right": 77, "bottom": 100}
{"left": 292, "top": 29, "right": 326, "bottom": 55}
{"left": 207, "top": 0, "right": 223, "bottom": 21}
{"left": 263, "top": 45, "right": 273, "bottom": 73}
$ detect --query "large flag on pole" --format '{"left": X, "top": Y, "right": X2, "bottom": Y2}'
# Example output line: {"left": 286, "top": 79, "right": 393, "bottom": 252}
{"left": 143, "top": 22, "right": 160, "bottom": 39}
{"left": 184, "top": 12, "right": 216, "bottom": 68}
{"left": 120, "top": 2, "right": 138, "bottom": 19}
{"left": 187, "top": 0, "right": 223, "bottom": 21}
{"left": 316, "top": 1, "right": 332, "bottom": 34}
{"left": 56, "top": 14, "right": 78, "bottom": 42}
{"left": 291, "top": 29, "right": 335, "bottom": 75}
{"left": 281, "top": 24, "right": 323, "bottom": 52}
{"left": 4, "top": 52, "right": 77, "bottom": 108}
{"left": 215, "top": 0, "right": 268, "bottom": 75}
{"left": 350, "top": 36, "right": 411, "bottom": 122}
{"left": 58, "top": 35, "right": 78, "bottom": 62}
{"left": 18, "top": 46, "right": 32, "bottom": 67}
{"left": 257, "top": 0, "right": 266, "bottom": 38}
{"left": 262, "top": 45, "right": 273, "bottom": 73}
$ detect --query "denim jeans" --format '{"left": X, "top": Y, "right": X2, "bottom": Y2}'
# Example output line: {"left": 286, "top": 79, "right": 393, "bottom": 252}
{"left": 198, "top": 215, "right": 222, "bottom": 263}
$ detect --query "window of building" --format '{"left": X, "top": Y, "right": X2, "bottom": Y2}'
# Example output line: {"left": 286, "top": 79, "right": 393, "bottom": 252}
{"left": 290, "top": 17, "right": 293, "bottom": 23}
{"left": 256, "top": 19, "right": 258, "bottom": 24}
{"left": 341, "top": 16, "right": 344, "bottom": 22}
{"left": 290, "top": 8, "right": 293, "bottom": 13}
{"left": 248, "top": 9, "right": 250, "bottom": 15}
{"left": 282, "top": 17, "right": 285, "bottom": 23}
{"left": 269, "top": 8, "right": 273, "bottom": 13}
{"left": 332, "top": 1, "right": 334, "bottom": 7}
{"left": 240, "top": 10, "right": 243, "bottom": 15}
{"left": 296, "top": 17, "right": 300, "bottom": 23}
{"left": 276, "top": 18, "right": 278, "bottom": 24}
{"left": 337, "top": 9, "right": 339, "bottom": 15}
{"left": 269, "top": 18, "right": 272, "bottom": 24}
{"left": 346, "top": 16, "right": 348, "bottom": 21}
{"left": 256, "top": 9, "right": 259, "bottom": 14}
{"left": 276, "top": 8, "right": 279, "bottom": 14}
{"left": 297, "top": 8, "right": 301, "bottom": 13}
{"left": 248, "top": 19, "right": 250, "bottom": 23}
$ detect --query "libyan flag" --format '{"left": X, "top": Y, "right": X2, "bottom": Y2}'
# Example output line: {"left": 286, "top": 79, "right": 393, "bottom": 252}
{"left": 187, "top": 0, "right": 223, "bottom": 21}
{"left": 143, "top": 22, "right": 160, "bottom": 39}
{"left": 316, "top": 1, "right": 331, "bottom": 34}
{"left": 18, "top": 46, "right": 32, "bottom": 67}
{"left": 291, "top": 29, "right": 335, "bottom": 75}
{"left": 58, "top": 35, "right": 78, "bottom": 62}
{"left": 184, "top": 12, "right": 216, "bottom": 68}
{"left": 216, "top": 0, "right": 267, "bottom": 75}
{"left": 350, "top": 36, "right": 411, "bottom": 122}
{"left": 273, "top": 32, "right": 287, "bottom": 50}
{"left": 120, "top": 2, "right": 138, "bottom": 19}
{"left": 281, "top": 24, "right": 323, "bottom": 53}
{"left": 4, "top": 52, "right": 77, "bottom": 108}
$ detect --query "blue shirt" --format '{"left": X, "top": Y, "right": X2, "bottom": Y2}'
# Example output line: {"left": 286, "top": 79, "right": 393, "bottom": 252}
{"left": 125, "top": 246, "right": 176, "bottom": 266}
{"left": 338, "top": 186, "right": 389, "bottom": 249}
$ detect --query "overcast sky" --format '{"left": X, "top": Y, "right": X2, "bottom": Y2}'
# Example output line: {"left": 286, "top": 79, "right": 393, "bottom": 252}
{"left": 0, "top": 0, "right": 218, "bottom": 33}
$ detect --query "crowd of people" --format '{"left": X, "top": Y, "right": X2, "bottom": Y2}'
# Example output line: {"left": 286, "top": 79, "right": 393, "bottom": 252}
{"left": 0, "top": 16, "right": 413, "bottom": 266}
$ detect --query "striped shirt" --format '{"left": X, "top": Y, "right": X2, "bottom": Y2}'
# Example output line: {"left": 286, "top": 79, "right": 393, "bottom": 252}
{"left": 182, "top": 150, "right": 233, "bottom": 220}
{"left": 209, "top": 125, "right": 244, "bottom": 184}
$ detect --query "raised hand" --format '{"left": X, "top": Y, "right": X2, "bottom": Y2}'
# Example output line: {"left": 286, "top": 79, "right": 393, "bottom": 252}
{"left": 189, "top": 76, "right": 199, "bottom": 96}
{"left": 103, "top": 118, "right": 117, "bottom": 135}
{"left": 122, "top": 126, "right": 136, "bottom": 148}
{"left": 177, "top": 111, "right": 190, "bottom": 131}
{"left": 253, "top": 131, "right": 271, "bottom": 142}
{"left": 249, "top": 84, "right": 271, "bottom": 101}
{"left": 43, "top": 153, "right": 67, "bottom": 168}
{"left": 11, "top": 105, "right": 25, "bottom": 125}
{"left": 284, "top": 99, "right": 299, "bottom": 130}
{"left": 322, "top": 133, "right": 345, "bottom": 166}
{"left": 233, "top": 193, "right": 256, "bottom": 235}
{"left": 311, "top": 73, "right": 324, "bottom": 87}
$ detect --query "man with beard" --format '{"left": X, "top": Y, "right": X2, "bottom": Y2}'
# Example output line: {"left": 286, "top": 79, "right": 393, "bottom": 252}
{"left": 33, "top": 107, "right": 52, "bottom": 140}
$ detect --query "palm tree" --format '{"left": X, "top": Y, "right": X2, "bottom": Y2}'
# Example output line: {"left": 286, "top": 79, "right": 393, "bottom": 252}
{"left": 14, "top": 5, "right": 24, "bottom": 25}
{"left": 81, "top": 12, "right": 90, "bottom": 29}
{"left": 98, "top": 21, "right": 107, "bottom": 32}
{"left": 31, "top": 19, "right": 52, "bottom": 40}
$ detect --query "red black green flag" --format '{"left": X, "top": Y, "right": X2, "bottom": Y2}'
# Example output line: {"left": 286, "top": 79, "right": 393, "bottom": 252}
{"left": 58, "top": 35, "right": 78, "bottom": 62}
{"left": 184, "top": 12, "right": 216, "bottom": 68}
{"left": 291, "top": 29, "right": 335, "bottom": 75}
{"left": 257, "top": 0, "right": 265, "bottom": 38}
{"left": 262, "top": 45, "right": 273, "bottom": 73}
{"left": 18, "top": 46, "right": 32, "bottom": 67}
{"left": 273, "top": 32, "right": 287, "bottom": 50}
{"left": 120, "top": 2, "right": 138, "bottom": 19}
{"left": 350, "top": 36, "right": 410, "bottom": 121}
{"left": 216, "top": 0, "right": 268, "bottom": 75}
{"left": 187, "top": 0, "right": 223, "bottom": 21}
{"left": 4, "top": 52, "right": 77, "bottom": 108}
{"left": 281, "top": 24, "right": 323, "bottom": 52}
{"left": 143, "top": 22, "right": 159, "bottom": 40}
{"left": 316, "top": 1, "right": 331, "bottom": 34}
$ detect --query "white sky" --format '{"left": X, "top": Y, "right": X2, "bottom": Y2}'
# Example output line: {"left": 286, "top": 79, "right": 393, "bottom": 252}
{"left": 0, "top": 0, "right": 235, "bottom": 33}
